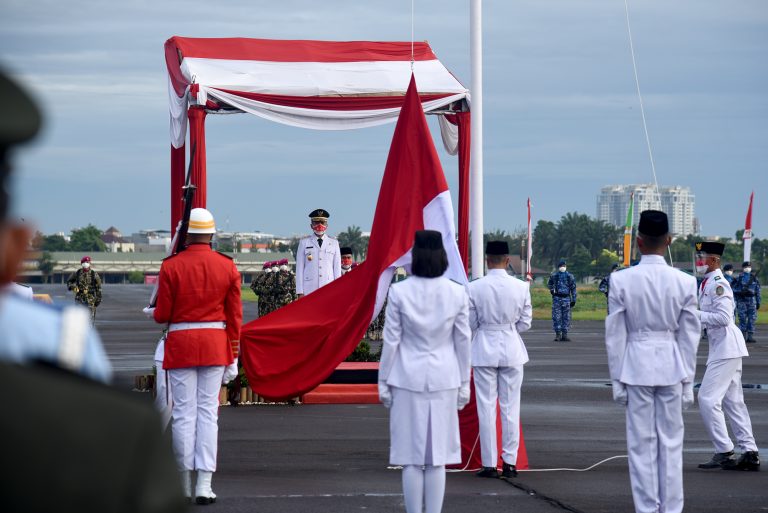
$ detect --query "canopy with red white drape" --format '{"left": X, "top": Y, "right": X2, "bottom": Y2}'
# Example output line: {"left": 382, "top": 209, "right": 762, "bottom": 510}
{"left": 164, "top": 36, "right": 471, "bottom": 269}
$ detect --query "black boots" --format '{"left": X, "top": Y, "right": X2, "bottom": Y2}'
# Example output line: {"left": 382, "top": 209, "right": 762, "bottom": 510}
{"left": 722, "top": 451, "right": 760, "bottom": 471}
{"left": 560, "top": 332, "right": 571, "bottom": 342}
{"left": 501, "top": 463, "right": 518, "bottom": 478}
{"left": 476, "top": 466, "right": 499, "bottom": 478}
{"left": 554, "top": 332, "right": 561, "bottom": 342}
{"left": 698, "top": 451, "right": 735, "bottom": 469}
{"left": 746, "top": 332, "right": 756, "bottom": 343}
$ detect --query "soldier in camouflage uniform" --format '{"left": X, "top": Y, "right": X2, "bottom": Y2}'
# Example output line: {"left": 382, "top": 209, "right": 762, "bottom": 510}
{"left": 66, "top": 255, "right": 102, "bottom": 323}
{"left": 250, "top": 261, "right": 274, "bottom": 318}
{"left": 547, "top": 259, "right": 577, "bottom": 342}
{"left": 732, "top": 261, "right": 761, "bottom": 343}
{"left": 272, "top": 259, "right": 297, "bottom": 310}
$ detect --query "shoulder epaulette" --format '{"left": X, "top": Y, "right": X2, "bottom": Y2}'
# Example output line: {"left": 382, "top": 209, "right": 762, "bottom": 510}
{"left": 215, "top": 251, "right": 234, "bottom": 260}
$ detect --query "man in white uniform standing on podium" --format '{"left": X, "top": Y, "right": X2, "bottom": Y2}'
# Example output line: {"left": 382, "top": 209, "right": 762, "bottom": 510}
{"left": 295, "top": 208, "right": 341, "bottom": 297}
{"left": 605, "top": 210, "right": 700, "bottom": 513}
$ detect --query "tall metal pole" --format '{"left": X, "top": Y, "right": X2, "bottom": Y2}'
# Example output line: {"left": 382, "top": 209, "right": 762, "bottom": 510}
{"left": 470, "top": 0, "right": 484, "bottom": 279}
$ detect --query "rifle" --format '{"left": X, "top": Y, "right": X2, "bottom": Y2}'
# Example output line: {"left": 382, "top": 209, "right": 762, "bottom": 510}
{"left": 146, "top": 144, "right": 197, "bottom": 308}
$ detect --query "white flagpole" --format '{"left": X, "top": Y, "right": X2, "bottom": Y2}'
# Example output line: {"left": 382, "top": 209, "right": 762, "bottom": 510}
{"left": 470, "top": 0, "right": 484, "bottom": 279}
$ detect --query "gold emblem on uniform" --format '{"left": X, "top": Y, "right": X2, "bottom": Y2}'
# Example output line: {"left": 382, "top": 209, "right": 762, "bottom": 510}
{"left": 307, "top": 254, "right": 313, "bottom": 261}
{"left": 716, "top": 286, "right": 724, "bottom": 296}
{"left": 695, "top": 243, "right": 702, "bottom": 251}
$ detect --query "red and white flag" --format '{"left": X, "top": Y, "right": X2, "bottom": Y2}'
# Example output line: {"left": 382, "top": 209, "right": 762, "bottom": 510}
{"left": 743, "top": 191, "right": 754, "bottom": 263}
{"left": 240, "top": 75, "right": 466, "bottom": 400}
{"left": 526, "top": 198, "right": 533, "bottom": 282}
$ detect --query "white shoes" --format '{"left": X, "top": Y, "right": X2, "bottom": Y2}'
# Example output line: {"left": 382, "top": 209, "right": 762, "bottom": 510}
{"left": 195, "top": 470, "right": 217, "bottom": 505}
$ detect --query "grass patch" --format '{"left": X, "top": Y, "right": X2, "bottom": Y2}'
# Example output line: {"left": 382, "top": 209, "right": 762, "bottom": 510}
{"left": 241, "top": 286, "right": 257, "bottom": 303}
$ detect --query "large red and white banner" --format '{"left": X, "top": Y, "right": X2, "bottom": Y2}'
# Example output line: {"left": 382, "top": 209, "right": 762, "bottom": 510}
{"left": 240, "top": 75, "right": 465, "bottom": 400}
{"left": 743, "top": 191, "right": 754, "bottom": 263}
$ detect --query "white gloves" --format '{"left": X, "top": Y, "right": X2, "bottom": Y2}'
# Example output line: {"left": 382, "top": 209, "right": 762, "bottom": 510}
{"left": 378, "top": 381, "right": 392, "bottom": 409}
{"left": 682, "top": 382, "right": 694, "bottom": 410}
{"left": 142, "top": 306, "right": 156, "bottom": 318}
{"left": 457, "top": 381, "right": 471, "bottom": 410}
{"left": 611, "top": 379, "right": 628, "bottom": 406}
{"left": 222, "top": 358, "right": 239, "bottom": 384}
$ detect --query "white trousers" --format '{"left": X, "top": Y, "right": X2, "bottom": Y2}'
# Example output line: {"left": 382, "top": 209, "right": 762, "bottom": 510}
{"left": 473, "top": 366, "right": 523, "bottom": 467}
{"left": 169, "top": 366, "right": 224, "bottom": 472}
{"left": 698, "top": 357, "right": 757, "bottom": 453}
{"left": 626, "top": 384, "right": 684, "bottom": 513}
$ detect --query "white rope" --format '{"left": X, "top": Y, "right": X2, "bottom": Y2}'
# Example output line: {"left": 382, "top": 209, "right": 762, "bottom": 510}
{"left": 410, "top": 0, "right": 415, "bottom": 71}
{"left": 623, "top": 0, "right": 674, "bottom": 265}
{"left": 518, "top": 455, "right": 628, "bottom": 472}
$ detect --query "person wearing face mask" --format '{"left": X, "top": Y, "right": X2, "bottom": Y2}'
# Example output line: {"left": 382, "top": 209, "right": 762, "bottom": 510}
{"left": 598, "top": 263, "right": 620, "bottom": 314}
{"left": 547, "top": 259, "right": 577, "bottom": 341}
{"left": 67, "top": 255, "right": 102, "bottom": 323}
{"left": 732, "top": 261, "right": 761, "bottom": 343}
{"left": 295, "top": 209, "right": 341, "bottom": 298}
{"left": 605, "top": 210, "right": 700, "bottom": 513}
{"left": 272, "top": 258, "right": 296, "bottom": 311}
{"left": 694, "top": 242, "right": 759, "bottom": 471}
{"left": 340, "top": 246, "right": 357, "bottom": 275}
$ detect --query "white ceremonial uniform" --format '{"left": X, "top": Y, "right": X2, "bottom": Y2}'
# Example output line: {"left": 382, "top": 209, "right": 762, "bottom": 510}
{"left": 606, "top": 254, "right": 700, "bottom": 513}
{"left": 697, "top": 269, "right": 756, "bottom": 453}
{"left": 295, "top": 235, "right": 342, "bottom": 295}
{"left": 468, "top": 269, "right": 532, "bottom": 468}
{"left": 380, "top": 276, "right": 472, "bottom": 465}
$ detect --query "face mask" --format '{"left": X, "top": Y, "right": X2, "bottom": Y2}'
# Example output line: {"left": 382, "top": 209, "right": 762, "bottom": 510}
{"left": 280, "top": 265, "right": 289, "bottom": 272}
{"left": 271, "top": 266, "right": 279, "bottom": 273}
{"left": 82, "top": 262, "right": 90, "bottom": 269}
{"left": 311, "top": 223, "right": 327, "bottom": 236}
{"left": 744, "top": 267, "right": 751, "bottom": 274}
{"left": 341, "top": 257, "right": 353, "bottom": 267}
{"left": 725, "top": 270, "right": 733, "bottom": 276}
{"left": 695, "top": 264, "right": 708, "bottom": 274}
{"left": 558, "top": 266, "right": 566, "bottom": 273}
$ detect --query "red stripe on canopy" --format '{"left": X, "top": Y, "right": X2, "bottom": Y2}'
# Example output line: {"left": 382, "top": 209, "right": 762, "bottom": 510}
{"left": 167, "top": 37, "right": 438, "bottom": 63}
{"left": 212, "top": 88, "right": 452, "bottom": 111}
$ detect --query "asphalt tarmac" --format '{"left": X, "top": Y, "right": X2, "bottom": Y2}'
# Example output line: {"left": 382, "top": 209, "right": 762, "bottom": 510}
{"left": 36, "top": 284, "right": 767, "bottom": 513}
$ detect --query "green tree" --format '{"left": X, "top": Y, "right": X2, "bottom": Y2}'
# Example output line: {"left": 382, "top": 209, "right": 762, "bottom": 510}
{"left": 337, "top": 225, "right": 369, "bottom": 260}
{"left": 41, "top": 234, "right": 69, "bottom": 251}
{"left": 38, "top": 251, "right": 55, "bottom": 284}
{"left": 569, "top": 245, "right": 593, "bottom": 280}
{"left": 127, "top": 271, "right": 144, "bottom": 284}
{"left": 532, "top": 220, "right": 558, "bottom": 269}
{"left": 593, "top": 249, "right": 620, "bottom": 277}
{"left": 69, "top": 225, "right": 105, "bottom": 252}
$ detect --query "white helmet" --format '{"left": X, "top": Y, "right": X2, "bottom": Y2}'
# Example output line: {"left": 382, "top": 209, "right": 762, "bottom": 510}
{"left": 187, "top": 208, "right": 216, "bottom": 234}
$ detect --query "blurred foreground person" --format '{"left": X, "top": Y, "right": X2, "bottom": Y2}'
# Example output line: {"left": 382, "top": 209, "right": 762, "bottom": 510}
{"left": 153, "top": 207, "right": 242, "bottom": 504}
{"left": 470, "top": 240, "right": 532, "bottom": 479}
{"left": 0, "top": 68, "right": 185, "bottom": 513}
{"left": 378, "top": 230, "right": 471, "bottom": 513}
{"left": 605, "top": 210, "right": 700, "bottom": 513}
{"left": 694, "top": 242, "right": 759, "bottom": 471}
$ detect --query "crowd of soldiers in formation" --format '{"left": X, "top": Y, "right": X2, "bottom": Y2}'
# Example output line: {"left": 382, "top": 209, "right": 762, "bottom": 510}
{"left": 249, "top": 259, "right": 297, "bottom": 317}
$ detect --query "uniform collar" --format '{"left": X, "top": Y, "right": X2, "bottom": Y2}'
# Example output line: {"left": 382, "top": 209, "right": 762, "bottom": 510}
{"left": 704, "top": 269, "right": 722, "bottom": 279}
{"left": 639, "top": 254, "right": 667, "bottom": 265}
{"left": 487, "top": 269, "right": 508, "bottom": 276}
{"left": 185, "top": 243, "right": 212, "bottom": 252}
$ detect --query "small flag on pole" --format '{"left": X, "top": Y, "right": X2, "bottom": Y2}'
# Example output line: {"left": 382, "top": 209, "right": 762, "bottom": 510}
{"left": 623, "top": 192, "right": 634, "bottom": 267}
{"left": 526, "top": 198, "right": 533, "bottom": 282}
{"left": 743, "top": 191, "right": 754, "bottom": 263}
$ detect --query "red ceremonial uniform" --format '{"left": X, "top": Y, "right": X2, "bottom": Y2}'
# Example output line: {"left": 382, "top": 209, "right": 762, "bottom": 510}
{"left": 154, "top": 244, "right": 242, "bottom": 369}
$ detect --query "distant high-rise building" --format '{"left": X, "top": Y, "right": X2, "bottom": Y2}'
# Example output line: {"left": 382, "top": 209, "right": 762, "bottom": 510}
{"left": 596, "top": 184, "right": 696, "bottom": 237}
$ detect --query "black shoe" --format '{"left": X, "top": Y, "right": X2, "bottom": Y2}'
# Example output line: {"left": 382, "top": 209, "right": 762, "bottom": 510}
{"left": 554, "top": 332, "right": 561, "bottom": 342}
{"left": 698, "top": 451, "right": 735, "bottom": 469}
{"left": 561, "top": 333, "right": 571, "bottom": 342}
{"left": 746, "top": 333, "right": 756, "bottom": 343}
{"left": 476, "top": 466, "right": 499, "bottom": 478}
{"left": 722, "top": 451, "right": 760, "bottom": 471}
{"left": 196, "top": 496, "right": 216, "bottom": 505}
{"left": 501, "top": 463, "right": 518, "bottom": 478}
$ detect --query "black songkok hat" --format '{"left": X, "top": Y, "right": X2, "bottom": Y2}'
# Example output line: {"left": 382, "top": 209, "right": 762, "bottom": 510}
{"left": 638, "top": 210, "right": 669, "bottom": 236}
{"left": 340, "top": 247, "right": 353, "bottom": 256}
{"left": 485, "top": 240, "right": 509, "bottom": 255}
{"left": 695, "top": 241, "right": 725, "bottom": 256}
{"left": 308, "top": 208, "right": 330, "bottom": 219}
{"left": 414, "top": 230, "right": 444, "bottom": 251}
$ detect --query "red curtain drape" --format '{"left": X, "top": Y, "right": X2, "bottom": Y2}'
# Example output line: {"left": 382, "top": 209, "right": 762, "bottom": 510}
{"left": 170, "top": 144, "right": 185, "bottom": 236}
{"left": 445, "top": 112, "right": 471, "bottom": 275}
{"left": 188, "top": 106, "right": 208, "bottom": 210}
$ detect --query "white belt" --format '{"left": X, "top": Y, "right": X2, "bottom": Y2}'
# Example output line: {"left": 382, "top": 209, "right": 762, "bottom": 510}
{"left": 478, "top": 322, "right": 516, "bottom": 331}
{"left": 627, "top": 330, "right": 675, "bottom": 342}
{"left": 168, "top": 321, "right": 226, "bottom": 332}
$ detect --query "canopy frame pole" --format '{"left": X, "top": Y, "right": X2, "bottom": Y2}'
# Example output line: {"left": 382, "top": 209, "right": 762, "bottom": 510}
{"left": 470, "top": 0, "right": 484, "bottom": 278}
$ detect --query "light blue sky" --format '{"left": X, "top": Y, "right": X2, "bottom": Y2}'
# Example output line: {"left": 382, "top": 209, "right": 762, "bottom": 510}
{"left": 2, "top": 0, "right": 766, "bottom": 239}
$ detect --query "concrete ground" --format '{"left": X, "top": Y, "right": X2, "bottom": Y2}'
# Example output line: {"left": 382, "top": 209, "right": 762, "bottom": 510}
{"left": 36, "top": 284, "right": 768, "bottom": 513}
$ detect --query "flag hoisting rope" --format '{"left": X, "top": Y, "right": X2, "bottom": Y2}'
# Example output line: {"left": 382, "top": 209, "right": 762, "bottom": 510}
{"left": 623, "top": 0, "right": 673, "bottom": 265}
